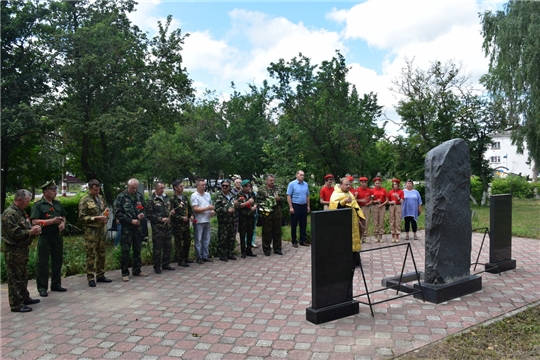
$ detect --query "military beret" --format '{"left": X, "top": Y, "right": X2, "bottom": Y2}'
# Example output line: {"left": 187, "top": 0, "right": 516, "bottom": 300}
{"left": 324, "top": 174, "right": 334, "bottom": 180}
{"left": 359, "top": 176, "right": 369, "bottom": 181}
{"left": 241, "top": 179, "right": 251, "bottom": 187}
{"left": 373, "top": 177, "right": 382, "bottom": 182}
{"left": 41, "top": 180, "right": 58, "bottom": 191}
{"left": 392, "top": 178, "right": 401, "bottom": 184}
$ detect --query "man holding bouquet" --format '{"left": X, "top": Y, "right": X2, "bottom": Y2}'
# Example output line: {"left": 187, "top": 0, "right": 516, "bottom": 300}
{"left": 257, "top": 175, "right": 283, "bottom": 256}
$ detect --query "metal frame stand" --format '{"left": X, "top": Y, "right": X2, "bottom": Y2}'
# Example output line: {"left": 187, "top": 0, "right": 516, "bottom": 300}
{"left": 355, "top": 242, "right": 424, "bottom": 317}
{"left": 471, "top": 227, "right": 501, "bottom": 276}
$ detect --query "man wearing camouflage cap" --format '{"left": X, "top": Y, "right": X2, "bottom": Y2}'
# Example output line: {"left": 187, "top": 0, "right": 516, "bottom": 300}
{"left": 31, "top": 180, "right": 68, "bottom": 297}
{"left": 2, "top": 189, "right": 42, "bottom": 312}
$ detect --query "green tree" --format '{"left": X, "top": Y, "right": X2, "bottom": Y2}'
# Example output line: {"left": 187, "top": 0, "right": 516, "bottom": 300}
{"left": 267, "top": 51, "right": 384, "bottom": 181}
{"left": 1, "top": 0, "right": 55, "bottom": 210}
{"left": 392, "top": 58, "right": 505, "bottom": 197}
{"left": 183, "top": 92, "right": 232, "bottom": 186}
{"left": 481, "top": 1, "right": 540, "bottom": 181}
{"left": 44, "top": 0, "right": 193, "bottom": 202}
{"left": 222, "top": 83, "right": 272, "bottom": 180}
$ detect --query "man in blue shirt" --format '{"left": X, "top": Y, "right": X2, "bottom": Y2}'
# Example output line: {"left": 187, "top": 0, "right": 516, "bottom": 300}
{"left": 287, "top": 170, "right": 310, "bottom": 248}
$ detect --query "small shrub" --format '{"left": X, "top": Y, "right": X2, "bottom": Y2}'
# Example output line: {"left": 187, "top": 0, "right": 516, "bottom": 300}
{"left": 470, "top": 176, "right": 484, "bottom": 204}
{"left": 491, "top": 175, "right": 532, "bottom": 198}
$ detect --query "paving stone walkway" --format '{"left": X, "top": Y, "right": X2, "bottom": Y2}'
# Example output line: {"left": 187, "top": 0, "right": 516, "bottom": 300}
{"left": 1, "top": 231, "right": 539, "bottom": 359}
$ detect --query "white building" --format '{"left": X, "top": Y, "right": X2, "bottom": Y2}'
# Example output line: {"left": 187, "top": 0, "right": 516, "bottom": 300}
{"left": 484, "top": 131, "right": 537, "bottom": 179}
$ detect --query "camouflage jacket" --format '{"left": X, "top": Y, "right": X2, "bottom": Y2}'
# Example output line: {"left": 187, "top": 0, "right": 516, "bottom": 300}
{"left": 238, "top": 191, "right": 257, "bottom": 218}
{"left": 115, "top": 190, "right": 146, "bottom": 227}
{"left": 2, "top": 203, "right": 34, "bottom": 248}
{"left": 78, "top": 193, "right": 108, "bottom": 228}
{"left": 30, "top": 197, "right": 67, "bottom": 236}
{"left": 170, "top": 193, "right": 193, "bottom": 228}
{"left": 257, "top": 184, "right": 283, "bottom": 215}
{"left": 145, "top": 192, "right": 172, "bottom": 227}
{"left": 214, "top": 191, "right": 237, "bottom": 223}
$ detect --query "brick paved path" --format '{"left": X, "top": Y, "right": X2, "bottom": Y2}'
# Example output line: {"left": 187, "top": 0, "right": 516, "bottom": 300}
{"left": 1, "top": 231, "right": 539, "bottom": 359}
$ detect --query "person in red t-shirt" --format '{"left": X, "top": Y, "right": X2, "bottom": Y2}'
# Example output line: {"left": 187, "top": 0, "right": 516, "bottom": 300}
{"left": 319, "top": 174, "right": 334, "bottom": 210}
{"left": 355, "top": 176, "right": 373, "bottom": 242}
{"left": 387, "top": 179, "right": 405, "bottom": 243}
{"left": 371, "top": 175, "right": 388, "bottom": 242}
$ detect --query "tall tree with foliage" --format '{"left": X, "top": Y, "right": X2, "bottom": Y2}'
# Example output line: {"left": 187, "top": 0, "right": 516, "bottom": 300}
{"left": 392, "top": 58, "right": 505, "bottom": 196}
{"left": 44, "top": 0, "right": 193, "bottom": 201}
{"left": 481, "top": 1, "right": 540, "bottom": 181}
{"left": 222, "top": 83, "right": 272, "bottom": 181}
{"left": 267, "top": 51, "right": 384, "bottom": 181}
{"left": 1, "top": 0, "right": 56, "bottom": 210}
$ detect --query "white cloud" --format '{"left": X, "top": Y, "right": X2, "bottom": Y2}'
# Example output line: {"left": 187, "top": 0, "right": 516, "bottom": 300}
{"left": 328, "top": 0, "right": 480, "bottom": 50}
{"left": 128, "top": 0, "right": 182, "bottom": 36}
{"left": 331, "top": 0, "right": 501, "bottom": 137}
{"left": 181, "top": 9, "right": 346, "bottom": 94}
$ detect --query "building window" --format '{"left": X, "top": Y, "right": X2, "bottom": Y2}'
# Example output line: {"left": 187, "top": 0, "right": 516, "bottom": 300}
{"left": 490, "top": 156, "right": 500, "bottom": 163}
{"left": 492, "top": 142, "right": 501, "bottom": 149}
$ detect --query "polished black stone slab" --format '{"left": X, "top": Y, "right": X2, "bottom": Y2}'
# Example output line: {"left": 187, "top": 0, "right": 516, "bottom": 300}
{"left": 307, "top": 208, "right": 354, "bottom": 324}
{"left": 306, "top": 301, "right": 359, "bottom": 324}
{"left": 413, "top": 275, "right": 482, "bottom": 304}
{"left": 486, "top": 259, "right": 517, "bottom": 274}
{"left": 485, "top": 194, "right": 516, "bottom": 273}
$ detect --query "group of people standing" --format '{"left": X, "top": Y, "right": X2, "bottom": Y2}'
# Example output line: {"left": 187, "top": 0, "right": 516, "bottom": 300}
{"left": 320, "top": 175, "right": 423, "bottom": 243}
{"left": 2, "top": 171, "right": 421, "bottom": 314}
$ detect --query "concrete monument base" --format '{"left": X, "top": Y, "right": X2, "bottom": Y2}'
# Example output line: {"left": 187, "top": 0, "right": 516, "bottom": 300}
{"left": 306, "top": 301, "right": 359, "bottom": 324}
{"left": 413, "top": 275, "right": 482, "bottom": 304}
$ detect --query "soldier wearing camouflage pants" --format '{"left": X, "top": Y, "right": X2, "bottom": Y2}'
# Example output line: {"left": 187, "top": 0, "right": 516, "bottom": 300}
{"left": 78, "top": 179, "right": 112, "bottom": 287}
{"left": 145, "top": 182, "right": 175, "bottom": 274}
{"left": 237, "top": 180, "right": 257, "bottom": 258}
{"left": 115, "top": 178, "right": 148, "bottom": 282}
{"left": 2, "top": 189, "right": 42, "bottom": 312}
{"left": 257, "top": 175, "right": 284, "bottom": 256}
{"left": 170, "top": 180, "right": 193, "bottom": 267}
{"left": 214, "top": 179, "right": 238, "bottom": 262}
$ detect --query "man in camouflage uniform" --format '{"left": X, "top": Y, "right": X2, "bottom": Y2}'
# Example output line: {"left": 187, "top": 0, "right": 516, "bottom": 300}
{"left": 237, "top": 180, "right": 257, "bottom": 258}
{"left": 170, "top": 179, "right": 193, "bottom": 267}
{"left": 78, "top": 179, "right": 112, "bottom": 287}
{"left": 31, "top": 180, "right": 68, "bottom": 297}
{"left": 115, "top": 178, "right": 148, "bottom": 281}
{"left": 257, "top": 175, "right": 284, "bottom": 256}
{"left": 145, "top": 181, "right": 175, "bottom": 274}
{"left": 2, "top": 189, "right": 42, "bottom": 312}
{"left": 214, "top": 179, "right": 238, "bottom": 261}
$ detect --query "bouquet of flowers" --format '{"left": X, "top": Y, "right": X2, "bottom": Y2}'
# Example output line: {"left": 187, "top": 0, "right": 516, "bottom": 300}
{"left": 258, "top": 196, "right": 277, "bottom": 217}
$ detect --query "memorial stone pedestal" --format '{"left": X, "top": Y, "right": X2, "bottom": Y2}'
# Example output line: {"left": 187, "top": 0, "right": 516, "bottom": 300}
{"left": 306, "top": 208, "right": 359, "bottom": 324}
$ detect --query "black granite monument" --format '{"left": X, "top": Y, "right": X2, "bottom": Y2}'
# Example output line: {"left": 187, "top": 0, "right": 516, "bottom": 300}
{"left": 413, "top": 138, "right": 482, "bottom": 304}
{"left": 306, "top": 208, "right": 359, "bottom": 324}
{"left": 485, "top": 194, "right": 516, "bottom": 273}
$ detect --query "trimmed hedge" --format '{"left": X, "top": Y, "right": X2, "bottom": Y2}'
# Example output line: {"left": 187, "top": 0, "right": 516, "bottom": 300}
{"left": 491, "top": 176, "right": 539, "bottom": 199}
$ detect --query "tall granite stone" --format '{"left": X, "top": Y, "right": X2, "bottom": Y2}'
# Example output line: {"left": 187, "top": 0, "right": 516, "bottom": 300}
{"left": 414, "top": 138, "right": 482, "bottom": 303}
{"left": 424, "top": 138, "right": 472, "bottom": 284}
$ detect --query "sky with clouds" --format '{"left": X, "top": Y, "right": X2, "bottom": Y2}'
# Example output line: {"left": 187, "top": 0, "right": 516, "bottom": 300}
{"left": 128, "top": 0, "right": 506, "bottom": 134}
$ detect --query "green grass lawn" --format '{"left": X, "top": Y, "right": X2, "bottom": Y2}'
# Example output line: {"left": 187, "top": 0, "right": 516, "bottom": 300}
{"left": 472, "top": 198, "right": 540, "bottom": 239}
{"left": 395, "top": 304, "right": 540, "bottom": 359}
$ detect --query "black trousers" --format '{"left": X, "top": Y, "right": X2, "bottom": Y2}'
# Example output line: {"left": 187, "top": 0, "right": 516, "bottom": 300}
{"left": 291, "top": 203, "right": 308, "bottom": 244}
